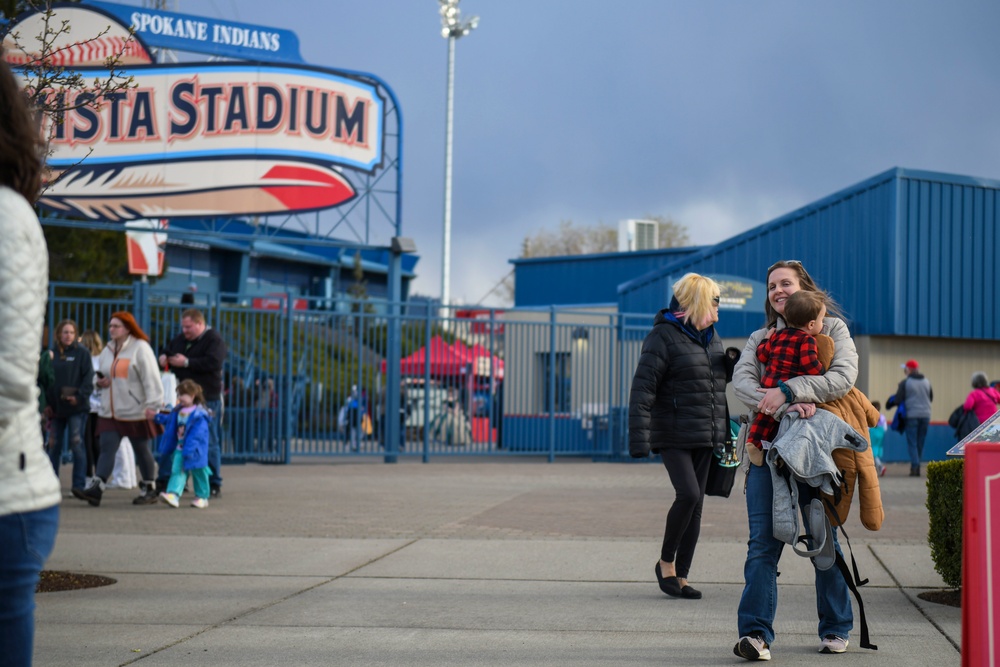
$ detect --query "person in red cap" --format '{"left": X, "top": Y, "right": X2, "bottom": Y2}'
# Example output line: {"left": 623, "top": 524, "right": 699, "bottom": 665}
{"left": 887, "top": 359, "right": 933, "bottom": 476}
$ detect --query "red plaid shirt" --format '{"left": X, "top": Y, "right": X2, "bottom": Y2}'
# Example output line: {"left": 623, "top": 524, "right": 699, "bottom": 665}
{"left": 747, "top": 328, "right": 823, "bottom": 448}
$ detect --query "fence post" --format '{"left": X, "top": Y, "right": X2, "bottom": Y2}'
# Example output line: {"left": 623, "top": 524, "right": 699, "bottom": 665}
{"left": 47, "top": 283, "right": 56, "bottom": 349}
{"left": 548, "top": 307, "right": 557, "bottom": 463}
{"left": 422, "top": 306, "right": 432, "bottom": 461}
{"left": 133, "top": 279, "right": 150, "bottom": 333}
{"left": 284, "top": 295, "right": 294, "bottom": 463}
{"left": 616, "top": 314, "right": 628, "bottom": 458}
{"left": 384, "top": 246, "right": 404, "bottom": 464}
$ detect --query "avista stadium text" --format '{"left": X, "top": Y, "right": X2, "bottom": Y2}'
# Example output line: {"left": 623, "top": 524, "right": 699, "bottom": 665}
{"left": 44, "top": 81, "right": 372, "bottom": 148}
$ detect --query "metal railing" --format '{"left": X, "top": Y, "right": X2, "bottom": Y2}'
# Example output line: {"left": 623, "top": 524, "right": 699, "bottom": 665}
{"left": 48, "top": 282, "right": 654, "bottom": 463}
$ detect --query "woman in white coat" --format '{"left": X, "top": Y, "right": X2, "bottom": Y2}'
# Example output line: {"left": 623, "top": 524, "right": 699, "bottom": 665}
{"left": 75, "top": 312, "right": 164, "bottom": 506}
{"left": 0, "top": 57, "right": 62, "bottom": 667}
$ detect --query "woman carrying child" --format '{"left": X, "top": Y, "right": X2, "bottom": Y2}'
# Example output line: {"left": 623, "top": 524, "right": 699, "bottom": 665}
{"left": 157, "top": 380, "right": 213, "bottom": 509}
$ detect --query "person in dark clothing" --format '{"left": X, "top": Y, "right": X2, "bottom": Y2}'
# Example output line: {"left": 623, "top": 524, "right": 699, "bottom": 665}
{"left": 158, "top": 309, "right": 227, "bottom": 496}
{"left": 887, "top": 359, "right": 933, "bottom": 477}
{"left": 45, "top": 319, "right": 94, "bottom": 495}
{"left": 628, "top": 272, "right": 736, "bottom": 601}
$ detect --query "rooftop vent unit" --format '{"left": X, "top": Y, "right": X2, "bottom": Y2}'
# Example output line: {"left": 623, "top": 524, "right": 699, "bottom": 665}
{"left": 618, "top": 219, "right": 658, "bottom": 252}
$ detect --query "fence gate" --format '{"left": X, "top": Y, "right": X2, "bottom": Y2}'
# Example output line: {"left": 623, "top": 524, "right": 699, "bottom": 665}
{"left": 48, "top": 283, "right": 650, "bottom": 463}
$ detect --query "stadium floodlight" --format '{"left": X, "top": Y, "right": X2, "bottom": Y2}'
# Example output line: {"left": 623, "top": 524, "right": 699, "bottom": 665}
{"left": 438, "top": 0, "right": 478, "bottom": 309}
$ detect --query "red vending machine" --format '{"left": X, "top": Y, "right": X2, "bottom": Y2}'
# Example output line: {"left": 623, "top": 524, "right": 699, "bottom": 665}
{"left": 957, "top": 411, "right": 1000, "bottom": 666}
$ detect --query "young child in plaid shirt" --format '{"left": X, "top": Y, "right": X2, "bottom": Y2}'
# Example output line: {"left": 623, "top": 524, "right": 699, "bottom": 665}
{"left": 747, "top": 290, "right": 828, "bottom": 450}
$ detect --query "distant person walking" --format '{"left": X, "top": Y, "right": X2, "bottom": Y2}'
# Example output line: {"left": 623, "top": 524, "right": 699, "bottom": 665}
{"left": 158, "top": 309, "right": 227, "bottom": 497}
{"left": 45, "top": 319, "right": 94, "bottom": 497}
{"left": 887, "top": 359, "right": 933, "bottom": 477}
{"left": 156, "top": 380, "right": 213, "bottom": 509}
{"left": 629, "top": 272, "right": 734, "bottom": 602}
{"left": 79, "top": 331, "right": 104, "bottom": 481}
{"left": 77, "top": 312, "right": 165, "bottom": 506}
{"left": 963, "top": 372, "right": 1000, "bottom": 426}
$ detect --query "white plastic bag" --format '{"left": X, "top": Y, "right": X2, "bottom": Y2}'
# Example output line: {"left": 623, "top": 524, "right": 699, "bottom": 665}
{"left": 107, "top": 436, "right": 138, "bottom": 489}
{"left": 161, "top": 371, "right": 178, "bottom": 409}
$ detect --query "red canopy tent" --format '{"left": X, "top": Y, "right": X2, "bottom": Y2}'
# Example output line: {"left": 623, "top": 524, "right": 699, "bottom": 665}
{"left": 381, "top": 336, "right": 503, "bottom": 379}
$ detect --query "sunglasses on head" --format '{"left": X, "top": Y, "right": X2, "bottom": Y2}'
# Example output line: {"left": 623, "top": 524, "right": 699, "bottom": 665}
{"left": 767, "top": 259, "right": 802, "bottom": 273}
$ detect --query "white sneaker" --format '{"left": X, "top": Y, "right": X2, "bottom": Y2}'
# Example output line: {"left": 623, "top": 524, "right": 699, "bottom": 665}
{"left": 819, "top": 634, "right": 848, "bottom": 654}
{"left": 190, "top": 497, "right": 209, "bottom": 509}
{"left": 734, "top": 635, "right": 771, "bottom": 661}
{"left": 159, "top": 492, "right": 179, "bottom": 508}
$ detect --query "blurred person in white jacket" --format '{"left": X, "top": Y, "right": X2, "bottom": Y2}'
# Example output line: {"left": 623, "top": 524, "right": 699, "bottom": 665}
{"left": 76, "top": 312, "right": 164, "bottom": 507}
{"left": 0, "top": 56, "right": 61, "bottom": 667}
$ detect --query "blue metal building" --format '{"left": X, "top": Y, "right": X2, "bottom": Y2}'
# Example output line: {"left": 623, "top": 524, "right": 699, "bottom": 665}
{"left": 511, "top": 167, "right": 1000, "bottom": 463}
{"left": 510, "top": 247, "right": 702, "bottom": 307}
{"left": 156, "top": 218, "right": 420, "bottom": 309}
{"left": 616, "top": 168, "right": 1000, "bottom": 341}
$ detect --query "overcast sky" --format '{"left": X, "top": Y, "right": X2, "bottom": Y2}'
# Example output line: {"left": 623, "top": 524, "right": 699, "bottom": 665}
{"left": 119, "top": 1, "right": 1000, "bottom": 305}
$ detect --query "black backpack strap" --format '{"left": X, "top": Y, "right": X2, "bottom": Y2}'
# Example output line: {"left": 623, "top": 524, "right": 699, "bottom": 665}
{"left": 823, "top": 497, "right": 877, "bottom": 650}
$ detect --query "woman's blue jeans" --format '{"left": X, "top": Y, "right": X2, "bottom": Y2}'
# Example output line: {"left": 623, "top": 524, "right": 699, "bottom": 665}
{"left": 737, "top": 462, "right": 852, "bottom": 645}
{"left": 0, "top": 505, "right": 59, "bottom": 667}
{"left": 904, "top": 417, "right": 929, "bottom": 468}
{"left": 48, "top": 412, "right": 88, "bottom": 490}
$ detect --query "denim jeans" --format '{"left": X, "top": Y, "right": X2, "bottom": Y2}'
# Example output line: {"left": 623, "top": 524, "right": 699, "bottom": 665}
{"left": 737, "top": 462, "right": 853, "bottom": 645}
{"left": 206, "top": 399, "right": 223, "bottom": 487}
{"left": 904, "top": 417, "right": 929, "bottom": 468}
{"left": 0, "top": 505, "right": 59, "bottom": 667}
{"left": 48, "top": 412, "right": 89, "bottom": 490}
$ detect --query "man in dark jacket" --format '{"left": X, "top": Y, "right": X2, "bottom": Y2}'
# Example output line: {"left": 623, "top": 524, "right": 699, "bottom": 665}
{"left": 46, "top": 319, "right": 94, "bottom": 494}
{"left": 887, "top": 359, "right": 933, "bottom": 477}
{"left": 158, "top": 309, "right": 227, "bottom": 496}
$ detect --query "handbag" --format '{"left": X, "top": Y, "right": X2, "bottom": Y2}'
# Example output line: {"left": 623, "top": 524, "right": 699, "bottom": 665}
{"left": 705, "top": 417, "right": 744, "bottom": 498}
{"left": 949, "top": 404, "right": 980, "bottom": 441}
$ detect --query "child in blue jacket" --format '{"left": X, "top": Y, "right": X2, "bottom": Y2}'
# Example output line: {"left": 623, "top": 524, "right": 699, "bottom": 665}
{"left": 156, "top": 379, "right": 212, "bottom": 508}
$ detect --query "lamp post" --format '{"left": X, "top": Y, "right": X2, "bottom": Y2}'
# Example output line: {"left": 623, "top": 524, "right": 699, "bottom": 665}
{"left": 439, "top": 0, "right": 478, "bottom": 310}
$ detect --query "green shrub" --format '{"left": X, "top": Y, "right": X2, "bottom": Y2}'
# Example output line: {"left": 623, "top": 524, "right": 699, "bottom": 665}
{"left": 926, "top": 459, "right": 963, "bottom": 589}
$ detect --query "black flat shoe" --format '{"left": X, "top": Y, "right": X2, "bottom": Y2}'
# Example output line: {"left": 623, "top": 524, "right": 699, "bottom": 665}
{"left": 654, "top": 562, "right": 683, "bottom": 597}
{"left": 680, "top": 585, "right": 702, "bottom": 599}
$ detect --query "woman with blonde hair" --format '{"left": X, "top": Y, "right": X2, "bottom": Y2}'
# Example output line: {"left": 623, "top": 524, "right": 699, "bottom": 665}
{"left": 628, "top": 272, "right": 736, "bottom": 600}
{"left": 76, "top": 312, "right": 164, "bottom": 506}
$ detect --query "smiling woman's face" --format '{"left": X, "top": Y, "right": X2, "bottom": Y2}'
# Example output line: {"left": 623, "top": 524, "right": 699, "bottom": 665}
{"left": 767, "top": 267, "right": 801, "bottom": 316}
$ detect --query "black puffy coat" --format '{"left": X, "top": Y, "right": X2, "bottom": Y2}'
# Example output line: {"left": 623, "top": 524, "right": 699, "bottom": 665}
{"left": 47, "top": 341, "right": 94, "bottom": 419}
{"left": 628, "top": 309, "right": 730, "bottom": 457}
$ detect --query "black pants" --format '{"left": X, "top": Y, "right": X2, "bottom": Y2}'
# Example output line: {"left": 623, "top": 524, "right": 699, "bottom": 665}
{"left": 659, "top": 447, "right": 713, "bottom": 579}
{"left": 84, "top": 412, "right": 100, "bottom": 477}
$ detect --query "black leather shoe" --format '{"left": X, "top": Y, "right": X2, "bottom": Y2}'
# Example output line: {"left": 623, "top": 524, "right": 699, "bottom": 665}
{"left": 680, "top": 585, "right": 702, "bottom": 599}
{"left": 133, "top": 483, "right": 158, "bottom": 505}
{"left": 76, "top": 481, "right": 102, "bottom": 507}
{"left": 655, "top": 562, "right": 683, "bottom": 597}
{"left": 210, "top": 485, "right": 221, "bottom": 498}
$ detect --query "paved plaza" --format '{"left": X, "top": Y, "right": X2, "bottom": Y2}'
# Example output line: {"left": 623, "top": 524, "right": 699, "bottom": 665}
{"left": 38, "top": 459, "right": 960, "bottom": 666}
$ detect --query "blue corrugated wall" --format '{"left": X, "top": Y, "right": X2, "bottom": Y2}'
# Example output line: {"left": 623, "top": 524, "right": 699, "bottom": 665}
{"left": 896, "top": 172, "right": 999, "bottom": 339}
{"left": 512, "top": 247, "right": 701, "bottom": 307}
{"left": 615, "top": 168, "right": 1000, "bottom": 341}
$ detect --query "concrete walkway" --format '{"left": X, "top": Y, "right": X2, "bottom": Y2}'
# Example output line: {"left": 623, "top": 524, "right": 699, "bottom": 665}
{"left": 37, "top": 460, "right": 960, "bottom": 666}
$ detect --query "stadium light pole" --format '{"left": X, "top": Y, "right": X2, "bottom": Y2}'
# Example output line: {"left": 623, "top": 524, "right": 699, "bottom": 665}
{"left": 439, "top": 0, "right": 478, "bottom": 309}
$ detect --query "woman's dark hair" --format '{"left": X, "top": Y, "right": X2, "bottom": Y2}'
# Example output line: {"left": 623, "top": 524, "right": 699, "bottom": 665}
{"left": 972, "top": 372, "right": 989, "bottom": 389}
{"left": 0, "top": 54, "right": 44, "bottom": 202}
{"left": 764, "top": 260, "right": 844, "bottom": 327}
{"left": 110, "top": 311, "right": 150, "bottom": 343}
